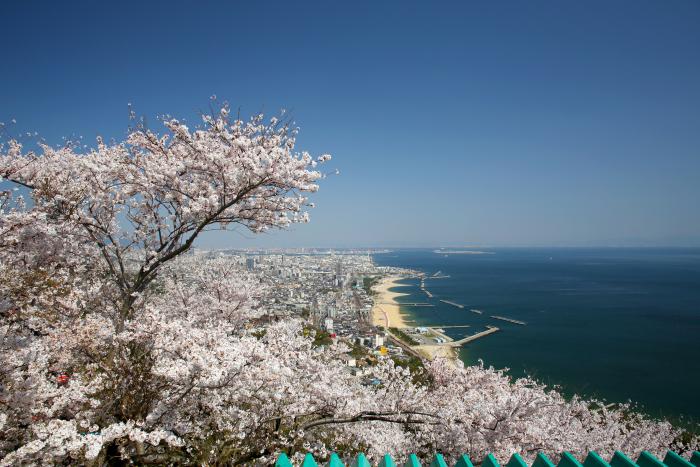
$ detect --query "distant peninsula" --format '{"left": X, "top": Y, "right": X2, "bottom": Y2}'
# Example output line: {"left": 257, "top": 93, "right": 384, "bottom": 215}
{"left": 433, "top": 249, "right": 495, "bottom": 255}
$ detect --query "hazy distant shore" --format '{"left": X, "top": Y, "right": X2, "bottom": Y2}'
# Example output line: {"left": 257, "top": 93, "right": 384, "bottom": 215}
{"left": 434, "top": 249, "right": 494, "bottom": 255}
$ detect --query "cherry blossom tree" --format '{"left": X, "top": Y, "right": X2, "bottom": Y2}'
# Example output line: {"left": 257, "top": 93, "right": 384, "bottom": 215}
{"left": 1, "top": 104, "right": 328, "bottom": 328}
{"left": 1, "top": 106, "right": 697, "bottom": 465}
{"left": 0, "top": 105, "right": 332, "bottom": 463}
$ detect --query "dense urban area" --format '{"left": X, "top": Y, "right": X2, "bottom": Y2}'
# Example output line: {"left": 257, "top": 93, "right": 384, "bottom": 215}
{"left": 194, "top": 249, "right": 424, "bottom": 381}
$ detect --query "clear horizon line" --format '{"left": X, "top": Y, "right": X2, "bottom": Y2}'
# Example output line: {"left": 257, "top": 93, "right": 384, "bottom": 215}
{"left": 202, "top": 244, "right": 700, "bottom": 250}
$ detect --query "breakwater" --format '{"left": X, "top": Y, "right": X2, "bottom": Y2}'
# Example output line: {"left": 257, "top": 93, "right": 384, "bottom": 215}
{"left": 490, "top": 315, "right": 526, "bottom": 325}
{"left": 447, "top": 326, "right": 500, "bottom": 347}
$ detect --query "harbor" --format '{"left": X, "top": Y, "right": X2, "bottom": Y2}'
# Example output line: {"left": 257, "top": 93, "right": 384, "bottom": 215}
{"left": 372, "top": 273, "right": 515, "bottom": 363}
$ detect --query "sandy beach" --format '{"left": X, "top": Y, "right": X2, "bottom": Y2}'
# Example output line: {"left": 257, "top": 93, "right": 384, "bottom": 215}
{"left": 371, "top": 275, "right": 410, "bottom": 328}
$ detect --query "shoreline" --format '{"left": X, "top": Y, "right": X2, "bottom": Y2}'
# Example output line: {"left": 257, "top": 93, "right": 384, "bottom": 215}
{"left": 371, "top": 275, "right": 460, "bottom": 366}
{"left": 371, "top": 275, "right": 410, "bottom": 328}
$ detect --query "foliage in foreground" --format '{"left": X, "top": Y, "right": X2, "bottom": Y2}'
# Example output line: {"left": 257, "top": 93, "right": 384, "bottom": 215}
{"left": 0, "top": 106, "right": 697, "bottom": 465}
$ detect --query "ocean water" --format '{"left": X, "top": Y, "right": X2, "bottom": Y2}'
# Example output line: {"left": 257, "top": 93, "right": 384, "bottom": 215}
{"left": 372, "top": 248, "right": 700, "bottom": 424}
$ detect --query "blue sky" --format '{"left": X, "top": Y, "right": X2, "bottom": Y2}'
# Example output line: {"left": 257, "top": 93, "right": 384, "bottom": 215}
{"left": 2, "top": 1, "right": 699, "bottom": 248}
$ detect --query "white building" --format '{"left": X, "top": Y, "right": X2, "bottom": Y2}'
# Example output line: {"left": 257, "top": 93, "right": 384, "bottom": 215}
{"left": 374, "top": 334, "right": 385, "bottom": 348}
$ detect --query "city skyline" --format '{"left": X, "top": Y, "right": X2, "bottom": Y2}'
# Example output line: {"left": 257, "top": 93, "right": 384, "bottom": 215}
{"left": 2, "top": 1, "right": 699, "bottom": 248}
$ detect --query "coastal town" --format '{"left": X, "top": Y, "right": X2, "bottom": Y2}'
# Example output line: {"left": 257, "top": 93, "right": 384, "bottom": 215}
{"left": 191, "top": 248, "right": 473, "bottom": 378}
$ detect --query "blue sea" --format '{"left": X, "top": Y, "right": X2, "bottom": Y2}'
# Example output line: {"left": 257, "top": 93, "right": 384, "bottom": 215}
{"left": 372, "top": 248, "right": 700, "bottom": 425}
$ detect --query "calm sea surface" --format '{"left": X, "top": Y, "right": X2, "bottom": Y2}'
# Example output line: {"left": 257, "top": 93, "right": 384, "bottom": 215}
{"left": 372, "top": 248, "right": 700, "bottom": 424}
